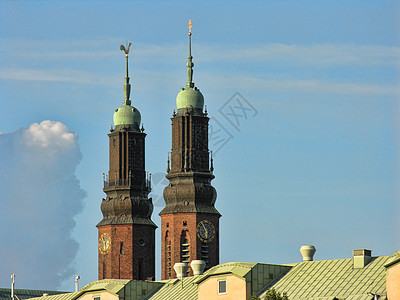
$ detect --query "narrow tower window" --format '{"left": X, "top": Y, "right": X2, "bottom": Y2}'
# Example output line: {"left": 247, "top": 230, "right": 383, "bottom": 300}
{"left": 165, "top": 231, "right": 171, "bottom": 278}
{"left": 120, "top": 242, "right": 124, "bottom": 255}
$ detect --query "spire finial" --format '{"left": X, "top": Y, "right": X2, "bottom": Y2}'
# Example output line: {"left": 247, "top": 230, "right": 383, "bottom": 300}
{"left": 188, "top": 19, "right": 193, "bottom": 36}
{"left": 120, "top": 42, "right": 132, "bottom": 105}
{"left": 186, "top": 20, "right": 194, "bottom": 88}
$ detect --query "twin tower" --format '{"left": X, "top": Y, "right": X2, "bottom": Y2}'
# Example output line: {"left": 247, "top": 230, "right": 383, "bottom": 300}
{"left": 97, "top": 23, "right": 221, "bottom": 281}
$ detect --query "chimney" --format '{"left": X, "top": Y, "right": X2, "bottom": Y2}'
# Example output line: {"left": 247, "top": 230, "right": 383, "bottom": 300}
{"left": 353, "top": 249, "right": 372, "bottom": 268}
{"left": 173, "top": 262, "right": 188, "bottom": 278}
{"left": 190, "top": 260, "right": 206, "bottom": 275}
{"left": 300, "top": 245, "right": 316, "bottom": 261}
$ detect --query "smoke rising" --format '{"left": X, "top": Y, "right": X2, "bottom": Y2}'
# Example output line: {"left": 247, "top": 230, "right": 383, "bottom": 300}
{"left": 0, "top": 121, "right": 86, "bottom": 290}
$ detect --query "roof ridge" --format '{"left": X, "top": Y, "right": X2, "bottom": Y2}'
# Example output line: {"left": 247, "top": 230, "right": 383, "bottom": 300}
{"left": 80, "top": 279, "right": 129, "bottom": 292}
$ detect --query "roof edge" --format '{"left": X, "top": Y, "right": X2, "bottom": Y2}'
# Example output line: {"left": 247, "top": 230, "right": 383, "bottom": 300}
{"left": 384, "top": 254, "right": 400, "bottom": 268}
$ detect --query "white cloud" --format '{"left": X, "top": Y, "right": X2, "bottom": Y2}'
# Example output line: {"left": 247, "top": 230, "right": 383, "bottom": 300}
{"left": 24, "top": 121, "right": 76, "bottom": 148}
{"left": 0, "top": 121, "right": 86, "bottom": 289}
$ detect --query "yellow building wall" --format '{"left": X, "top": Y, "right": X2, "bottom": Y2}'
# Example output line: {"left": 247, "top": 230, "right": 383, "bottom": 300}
{"left": 386, "top": 261, "right": 400, "bottom": 300}
{"left": 198, "top": 275, "right": 250, "bottom": 300}
{"left": 76, "top": 291, "right": 119, "bottom": 300}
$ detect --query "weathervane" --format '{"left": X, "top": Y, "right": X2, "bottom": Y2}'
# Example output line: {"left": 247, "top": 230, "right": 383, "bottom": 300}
{"left": 187, "top": 19, "right": 193, "bottom": 36}
{"left": 120, "top": 42, "right": 132, "bottom": 58}
{"left": 120, "top": 41, "right": 132, "bottom": 105}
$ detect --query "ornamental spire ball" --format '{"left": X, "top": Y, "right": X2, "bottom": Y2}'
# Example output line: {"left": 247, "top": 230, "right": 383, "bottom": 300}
{"left": 113, "top": 42, "right": 141, "bottom": 130}
{"left": 176, "top": 19, "right": 205, "bottom": 111}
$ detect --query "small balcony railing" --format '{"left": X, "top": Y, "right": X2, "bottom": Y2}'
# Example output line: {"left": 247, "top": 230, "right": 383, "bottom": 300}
{"left": 103, "top": 172, "right": 151, "bottom": 191}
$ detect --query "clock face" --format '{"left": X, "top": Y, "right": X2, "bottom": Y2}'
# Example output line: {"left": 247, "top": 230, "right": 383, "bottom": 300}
{"left": 99, "top": 233, "right": 110, "bottom": 254}
{"left": 197, "top": 220, "right": 215, "bottom": 243}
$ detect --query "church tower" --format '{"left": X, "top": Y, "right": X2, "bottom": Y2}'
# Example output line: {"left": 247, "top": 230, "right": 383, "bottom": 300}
{"left": 160, "top": 21, "right": 221, "bottom": 280}
{"left": 97, "top": 43, "right": 157, "bottom": 281}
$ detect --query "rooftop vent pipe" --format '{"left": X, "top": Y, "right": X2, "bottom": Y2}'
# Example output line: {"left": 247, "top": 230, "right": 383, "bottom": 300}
{"left": 11, "top": 274, "right": 15, "bottom": 300}
{"left": 300, "top": 245, "right": 316, "bottom": 261}
{"left": 173, "top": 262, "right": 188, "bottom": 279}
{"left": 74, "top": 275, "right": 80, "bottom": 292}
{"left": 190, "top": 260, "right": 206, "bottom": 275}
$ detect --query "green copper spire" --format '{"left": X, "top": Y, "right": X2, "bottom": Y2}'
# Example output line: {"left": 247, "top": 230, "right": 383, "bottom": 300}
{"left": 113, "top": 42, "right": 141, "bottom": 130}
{"left": 176, "top": 20, "right": 204, "bottom": 111}
{"left": 187, "top": 19, "right": 194, "bottom": 88}
{"left": 120, "top": 42, "right": 132, "bottom": 105}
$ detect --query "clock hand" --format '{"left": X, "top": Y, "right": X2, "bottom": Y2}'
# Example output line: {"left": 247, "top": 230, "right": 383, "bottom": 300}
{"left": 201, "top": 223, "right": 208, "bottom": 238}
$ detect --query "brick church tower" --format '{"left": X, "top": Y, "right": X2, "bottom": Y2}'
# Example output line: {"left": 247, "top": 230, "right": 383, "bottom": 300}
{"left": 160, "top": 21, "right": 221, "bottom": 280}
{"left": 97, "top": 43, "right": 157, "bottom": 281}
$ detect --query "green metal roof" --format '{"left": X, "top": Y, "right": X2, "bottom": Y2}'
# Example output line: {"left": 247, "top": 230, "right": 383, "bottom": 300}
{"left": 248, "top": 263, "right": 292, "bottom": 296}
{"left": 117, "top": 280, "right": 164, "bottom": 300}
{"left": 384, "top": 251, "right": 400, "bottom": 268}
{"left": 260, "top": 255, "right": 391, "bottom": 299}
{"left": 194, "top": 262, "right": 256, "bottom": 284}
{"left": 176, "top": 87, "right": 204, "bottom": 110}
{"left": 149, "top": 262, "right": 291, "bottom": 300}
{"left": 27, "top": 292, "right": 79, "bottom": 300}
{"left": 148, "top": 262, "right": 292, "bottom": 299}
{"left": 27, "top": 280, "right": 165, "bottom": 300}
{"left": 17, "top": 254, "right": 396, "bottom": 300}
{"left": 149, "top": 277, "right": 199, "bottom": 300}
{"left": 0, "top": 289, "right": 68, "bottom": 300}
{"left": 113, "top": 104, "right": 141, "bottom": 129}
{"left": 80, "top": 279, "right": 130, "bottom": 295}
{"left": 28, "top": 280, "right": 130, "bottom": 300}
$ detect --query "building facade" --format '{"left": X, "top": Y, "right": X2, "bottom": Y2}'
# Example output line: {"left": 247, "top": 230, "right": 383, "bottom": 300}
{"left": 97, "top": 44, "right": 157, "bottom": 281}
{"left": 159, "top": 22, "right": 221, "bottom": 279}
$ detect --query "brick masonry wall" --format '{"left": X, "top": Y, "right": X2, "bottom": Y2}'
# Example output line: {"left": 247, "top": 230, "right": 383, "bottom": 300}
{"left": 98, "top": 224, "right": 155, "bottom": 280}
{"left": 161, "top": 213, "right": 219, "bottom": 279}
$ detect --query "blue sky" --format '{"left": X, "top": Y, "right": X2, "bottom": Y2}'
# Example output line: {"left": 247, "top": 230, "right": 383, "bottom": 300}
{"left": 0, "top": 0, "right": 399, "bottom": 291}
